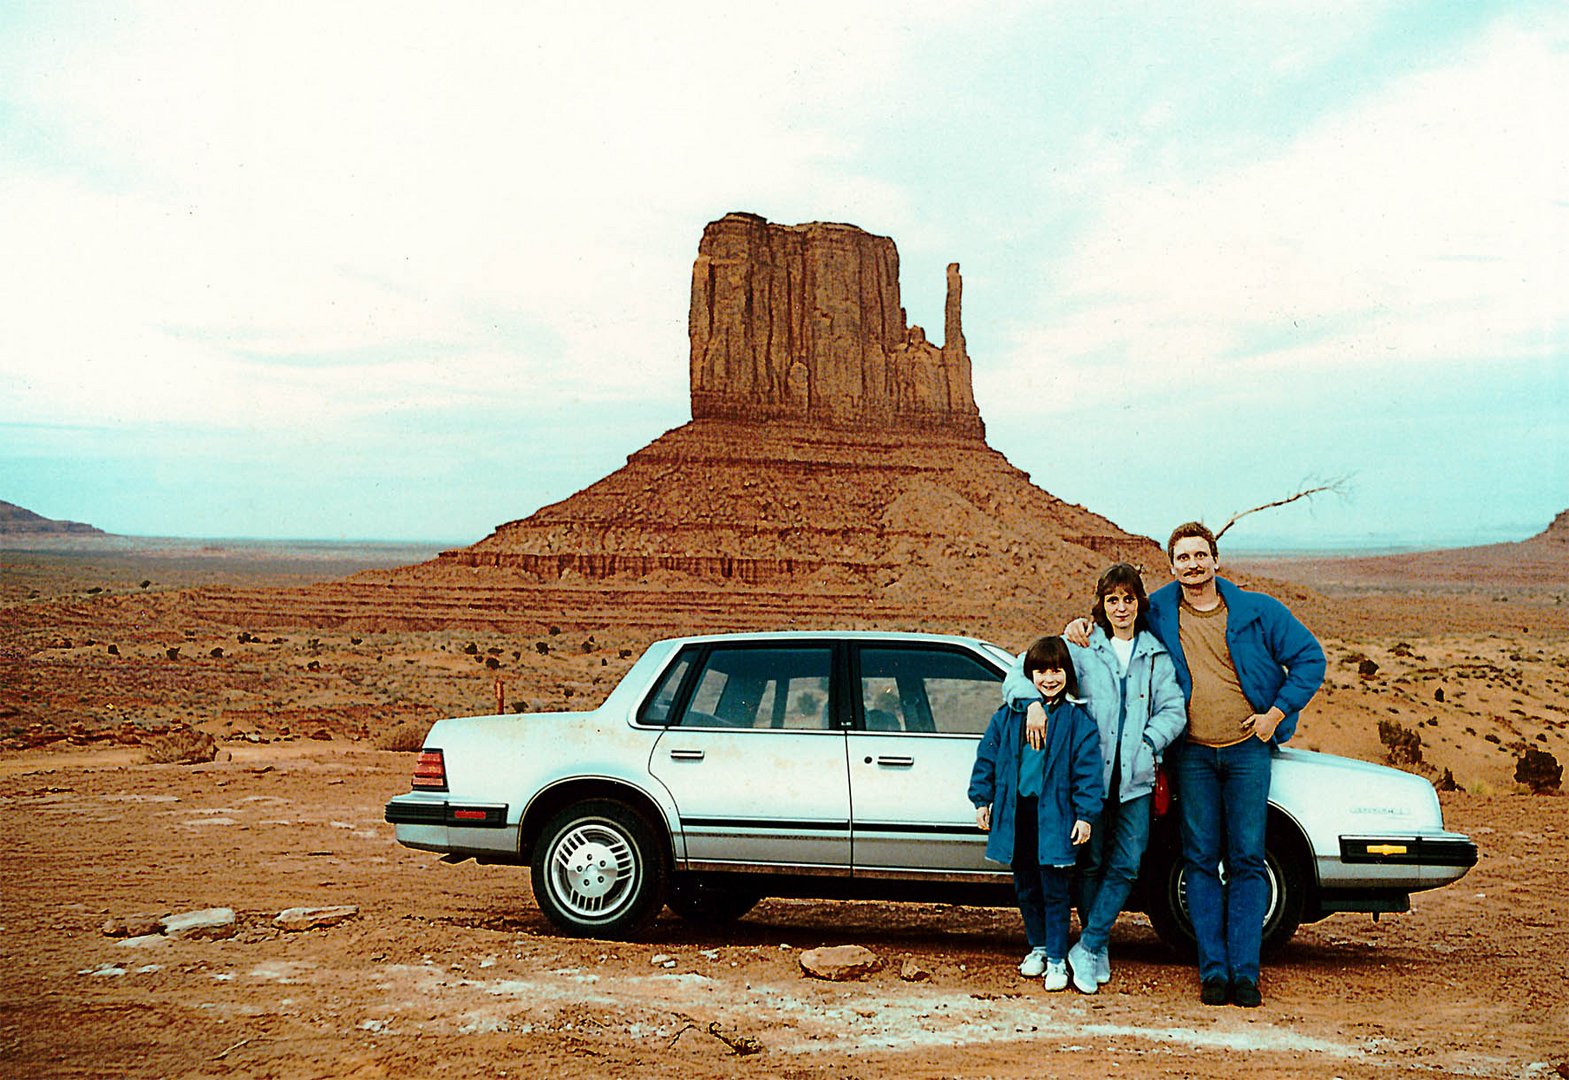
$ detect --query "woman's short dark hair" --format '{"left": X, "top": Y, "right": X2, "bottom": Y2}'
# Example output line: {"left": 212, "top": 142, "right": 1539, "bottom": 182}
{"left": 1091, "top": 562, "right": 1150, "bottom": 637}
{"left": 1022, "top": 635, "right": 1079, "bottom": 702}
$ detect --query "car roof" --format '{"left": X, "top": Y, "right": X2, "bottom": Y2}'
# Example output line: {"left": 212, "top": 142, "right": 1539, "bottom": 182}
{"left": 650, "top": 630, "right": 1004, "bottom": 650}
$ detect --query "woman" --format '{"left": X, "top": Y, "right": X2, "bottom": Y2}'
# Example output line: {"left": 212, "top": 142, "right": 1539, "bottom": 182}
{"left": 1002, "top": 563, "right": 1187, "bottom": 993}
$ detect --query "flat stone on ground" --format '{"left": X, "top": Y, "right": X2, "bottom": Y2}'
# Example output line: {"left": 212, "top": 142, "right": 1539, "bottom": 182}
{"left": 160, "top": 907, "right": 237, "bottom": 940}
{"left": 799, "top": 944, "right": 882, "bottom": 981}
{"left": 274, "top": 905, "right": 359, "bottom": 932}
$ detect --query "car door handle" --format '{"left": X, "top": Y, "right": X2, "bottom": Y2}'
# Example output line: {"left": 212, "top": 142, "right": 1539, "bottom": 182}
{"left": 873, "top": 755, "right": 915, "bottom": 768}
{"left": 668, "top": 749, "right": 705, "bottom": 761}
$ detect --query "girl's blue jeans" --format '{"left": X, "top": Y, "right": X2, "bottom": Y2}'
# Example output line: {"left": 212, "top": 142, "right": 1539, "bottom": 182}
{"left": 1012, "top": 796, "right": 1073, "bottom": 959}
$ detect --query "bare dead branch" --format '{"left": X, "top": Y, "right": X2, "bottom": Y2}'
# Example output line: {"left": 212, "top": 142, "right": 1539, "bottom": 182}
{"left": 1214, "top": 476, "right": 1352, "bottom": 541}
{"left": 707, "top": 1020, "right": 763, "bottom": 1056}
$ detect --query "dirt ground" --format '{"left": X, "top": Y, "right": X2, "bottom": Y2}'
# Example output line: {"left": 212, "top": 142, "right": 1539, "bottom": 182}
{"left": 2, "top": 540, "right": 1567, "bottom": 1077}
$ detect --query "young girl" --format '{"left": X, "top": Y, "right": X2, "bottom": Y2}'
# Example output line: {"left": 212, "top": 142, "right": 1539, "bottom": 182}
{"left": 1004, "top": 564, "right": 1186, "bottom": 993}
{"left": 970, "top": 636, "right": 1103, "bottom": 990}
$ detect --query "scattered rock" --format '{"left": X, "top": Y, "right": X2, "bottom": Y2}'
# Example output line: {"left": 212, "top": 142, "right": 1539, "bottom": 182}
{"left": 799, "top": 944, "right": 881, "bottom": 981}
{"left": 160, "top": 907, "right": 237, "bottom": 940}
{"left": 115, "top": 934, "right": 167, "bottom": 949}
{"left": 1358, "top": 658, "right": 1380, "bottom": 678}
{"left": 274, "top": 905, "right": 359, "bottom": 932}
{"left": 899, "top": 958, "right": 932, "bottom": 982}
{"left": 78, "top": 963, "right": 126, "bottom": 977}
{"left": 102, "top": 912, "right": 168, "bottom": 938}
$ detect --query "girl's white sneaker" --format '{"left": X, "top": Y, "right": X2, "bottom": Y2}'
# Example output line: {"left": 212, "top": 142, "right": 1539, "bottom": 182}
{"left": 1018, "top": 949, "right": 1048, "bottom": 977}
{"left": 1043, "top": 960, "right": 1069, "bottom": 991}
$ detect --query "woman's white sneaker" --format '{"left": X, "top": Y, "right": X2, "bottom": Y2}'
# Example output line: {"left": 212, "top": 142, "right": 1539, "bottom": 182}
{"left": 1067, "top": 941, "right": 1098, "bottom": 994}
{"left": 1018, "top": 948, "right": 1048, "bottom": 977}
{"left": 1043, "top": 960, "right": 1069, "bottom": 991}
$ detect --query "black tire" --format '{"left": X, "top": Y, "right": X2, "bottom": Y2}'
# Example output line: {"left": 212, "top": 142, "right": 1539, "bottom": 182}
{"left": 530, "top": 799, "right": 668, "bottom": 938}
{"left": 666, "top": 874, "right": 762, "bottom": 925}
{"left": 1145, "top": 829, "right": 1308, "bottom": 960}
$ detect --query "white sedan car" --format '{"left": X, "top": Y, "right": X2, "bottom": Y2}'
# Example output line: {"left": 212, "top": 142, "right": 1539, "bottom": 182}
{"left": 385, "top": 631, "right": 1477, "bottom": 950}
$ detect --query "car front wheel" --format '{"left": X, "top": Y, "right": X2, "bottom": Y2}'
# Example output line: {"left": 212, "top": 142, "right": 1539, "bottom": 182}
{"left": 1145, "top": 831, "right": 1307, "bottom": 959}
{"left": 531, "top": 799, "right": 667, "bottom": 938}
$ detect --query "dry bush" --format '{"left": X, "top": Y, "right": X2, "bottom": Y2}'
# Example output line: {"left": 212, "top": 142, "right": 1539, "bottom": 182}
{"left": 143, "top": 729, "right": 217, "bottom": 765}
{"left": 1515, "top": 748, "right": 1562, "bottom": 794}
{"left": 375, "top": 719, "right": 431, "bottom": 752}
{"left": 1377, "top": 719, "right": 1423, "bottom": 768}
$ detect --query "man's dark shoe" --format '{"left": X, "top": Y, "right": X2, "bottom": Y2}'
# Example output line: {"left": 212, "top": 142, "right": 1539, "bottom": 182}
{"left": 1200, "top": 977, "right": 1230, "bottom": 1006}
{"left": 1231, "top": 978, "right": 1262, "bottom": 1008}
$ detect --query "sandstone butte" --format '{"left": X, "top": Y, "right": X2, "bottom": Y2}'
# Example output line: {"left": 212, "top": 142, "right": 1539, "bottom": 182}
{"left": 179, "top": 213, "right": 1237, "bottom": 638}
{"left": 390, "top": 212, "right": 1161, "bottom": 637}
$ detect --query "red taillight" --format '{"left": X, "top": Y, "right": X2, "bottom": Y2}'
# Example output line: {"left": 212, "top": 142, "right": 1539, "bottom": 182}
{"left": 412, "top": 748, "right": 447, "bottom": 791}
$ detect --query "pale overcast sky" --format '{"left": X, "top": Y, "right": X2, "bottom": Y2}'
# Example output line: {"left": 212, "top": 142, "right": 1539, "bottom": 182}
{"left": 2, "top": 2, "right": 1565, "bottom": 549}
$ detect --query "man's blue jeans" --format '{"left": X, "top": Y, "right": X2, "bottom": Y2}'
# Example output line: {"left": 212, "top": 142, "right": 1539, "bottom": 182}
{"left": 1013, "top": 797, "right": 1073, "bottom": 960}
{"left": 1076, "top": 792, "right": 1153, "bottom": 954}
{"left": 1175, "top": 738, "right": 1272, "bottom": 983}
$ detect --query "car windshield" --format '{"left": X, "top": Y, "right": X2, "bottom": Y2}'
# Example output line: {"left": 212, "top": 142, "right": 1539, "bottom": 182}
{"left": 977, "top": 641, "right": 1016, "bottom": 669}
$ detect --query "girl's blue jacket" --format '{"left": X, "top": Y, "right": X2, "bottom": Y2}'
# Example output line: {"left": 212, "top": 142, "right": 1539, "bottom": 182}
{"left": 968, "top": 698, "right": 1103, "bottom": 868}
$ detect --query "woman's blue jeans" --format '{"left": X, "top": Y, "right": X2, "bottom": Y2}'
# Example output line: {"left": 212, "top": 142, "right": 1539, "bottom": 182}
{"left": 1012, "top": 796, "right": 1073, "bottom": 959}
{"left": 1076, "top": 792, "right": 1153, "bottom": 953}
{"left": 1175, "top": 738, "right": 1273, "bottom": 983}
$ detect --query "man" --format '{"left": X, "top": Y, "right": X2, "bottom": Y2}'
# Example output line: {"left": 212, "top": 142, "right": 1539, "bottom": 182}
{"left": 1069, "top": 521, "right": 1324, "bottom": 1007}
{"left": 1150, "top": 521, "right": 1324, "bottom": 1007}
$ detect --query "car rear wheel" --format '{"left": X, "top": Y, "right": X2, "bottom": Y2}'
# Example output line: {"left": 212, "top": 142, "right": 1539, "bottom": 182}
{"left": 666, "top": 874, "right": 761, "bottom": 925}
{"left": 1145, "top": 830, "right": 1307, "bottom": 959}
{"left": 531, "top": 799, "right": 667, "bottom": 938}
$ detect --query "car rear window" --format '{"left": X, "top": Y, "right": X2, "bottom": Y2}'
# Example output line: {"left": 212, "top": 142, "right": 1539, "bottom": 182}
{"left": 676, "top": 647, "right": 834, "bottom": 730}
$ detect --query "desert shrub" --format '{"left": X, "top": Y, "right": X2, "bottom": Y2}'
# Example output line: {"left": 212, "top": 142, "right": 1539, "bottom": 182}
{"left": 375, "top": 719, "right": 430, "bottom": 752}
{"left": 1514, "top": 748, "right": 1562, "bottom": 794}
{"left": 1377, "top": 719, "right": 1423, "bottom": 767}
{"left": 143, "top": 730, "right": 217, "bottom": 765}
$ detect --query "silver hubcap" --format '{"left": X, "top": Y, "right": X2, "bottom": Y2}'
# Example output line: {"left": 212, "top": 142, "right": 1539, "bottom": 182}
{"left": 547, "top": 820, "right": 639, "bottom": 919}
{"left": 1172, "top": 856, "right": 1284, "bottom": 933}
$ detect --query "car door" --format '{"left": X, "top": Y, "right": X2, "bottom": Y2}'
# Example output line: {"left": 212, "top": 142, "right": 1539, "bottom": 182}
{"left": 648, "top": 643, "right": 851, "bottom": 873}
{"left": 847, "top": 643, "right": 1005, "bottom": 879}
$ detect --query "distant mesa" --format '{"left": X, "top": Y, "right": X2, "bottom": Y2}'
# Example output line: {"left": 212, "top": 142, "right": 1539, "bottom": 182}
{"left": 0, "top": 500, "right": 106, "bottom": 537}
{"left": 433, "top": 213, "right": 1158, "bottom": 605}
{"left": 1526, "top": 509, "right": 1569, "bottom": 547}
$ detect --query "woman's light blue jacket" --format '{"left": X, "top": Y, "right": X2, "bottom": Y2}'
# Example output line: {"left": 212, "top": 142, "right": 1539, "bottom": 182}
{"left": 1002, "top": 628, "right": 1187, "bottom": 802}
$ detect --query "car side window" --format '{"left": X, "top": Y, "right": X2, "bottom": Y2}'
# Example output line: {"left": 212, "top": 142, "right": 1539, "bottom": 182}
{"left": 858, "top": 647, "right": 1000, "bottom": 736}
{"left": 676, "top": 647, "right": 834, "bottom": 730}
{"left": 638, "top": 654, "right": 693, "bottom": 726}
